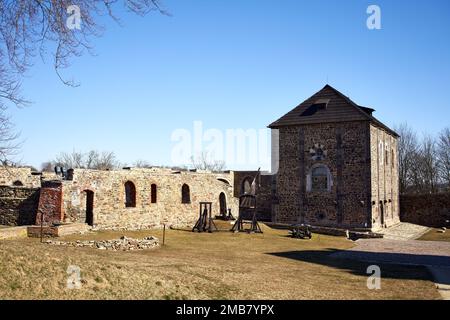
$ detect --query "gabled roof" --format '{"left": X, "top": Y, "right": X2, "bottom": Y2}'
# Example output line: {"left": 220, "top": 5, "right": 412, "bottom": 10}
{"left": 268, "top": 84, "right": 399, "bottom": 137}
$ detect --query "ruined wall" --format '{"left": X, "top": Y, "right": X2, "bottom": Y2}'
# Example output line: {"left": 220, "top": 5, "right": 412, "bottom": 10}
{"left": 369, "top": 124, "right": 400, "bottom": 229}
{"left": 36, "top": 181, "right": 64, "bottom": 226}
{"left": 0, "top": 167, "right": 41, "bottom": 188}
{"left": 61, "top": 168, "right": 239, "bottom": 230}
{"left": 275, "top": 121, "right": 372, "bottom": 230}
{"left": 0, "top": 186, "right": 40, "bottom": 226}
{"left": 232, "top": 171, "right": 273, "bottom": 221}
{"left": 400, "top": 193, "right": 450, "bottom": 227}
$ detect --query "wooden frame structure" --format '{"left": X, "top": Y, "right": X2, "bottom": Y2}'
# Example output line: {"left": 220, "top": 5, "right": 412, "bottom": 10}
{"left": 192, "top": 202, "right": 218, "bottom": 233}
{"left": 231, "top": 194, "right": 262, "bottom": 233}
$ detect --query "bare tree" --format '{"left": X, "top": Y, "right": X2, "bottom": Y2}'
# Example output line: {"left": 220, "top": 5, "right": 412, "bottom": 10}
{"left": 134, "top": 160, "right": 152, "bottom": 168}
{"left": 394, "top": 123, "right": 419, "bottom": 194}
{"left": 0, "top": 0, "right": 167, "bottom": 164}
{"left": 52, "top": 149, "right": 119, "bottom": 170}
{"left": 191, "top": 151, "right": 225, "bottom": 172}
{"left": 0, "top": 110, "right": 20, "bottom": 164}
{"left": 437, "top": 127, "right": 450, "bottom": 189}
{"left": 41, "top": 161, "right": 53, "bottom": 172}
{"left": 417, "top": 134, "right": 439, "bottom": 193}
{"left": 93, "top": 151, "right": 118, "bottom": 170}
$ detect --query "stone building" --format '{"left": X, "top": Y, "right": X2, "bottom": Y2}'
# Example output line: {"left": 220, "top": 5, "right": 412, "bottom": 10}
{"left": 269, "top": 85, "right": 400, "bottom": 231}
{"left": 0, "top": 85, "right": 400, "bottom": 232}
{"left": 0, "top": 166, "right": 265, "bottom": 229}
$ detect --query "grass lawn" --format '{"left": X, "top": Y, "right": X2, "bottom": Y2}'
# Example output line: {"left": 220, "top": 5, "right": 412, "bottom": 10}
{"left": 0, "top": 222, "right": 441, "bottom": 300}
{"left": 419, "top": 228, "right": 450, "bottom": 242}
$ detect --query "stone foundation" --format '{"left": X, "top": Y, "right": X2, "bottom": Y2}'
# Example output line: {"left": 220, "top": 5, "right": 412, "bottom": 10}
{"left": 44, "top": 236, "right": 159, "bottom": 251}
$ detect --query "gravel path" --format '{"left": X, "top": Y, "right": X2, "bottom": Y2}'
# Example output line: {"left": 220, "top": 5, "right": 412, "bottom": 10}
{"left": 331, "top": 239, "right": 450, "bottom": 299}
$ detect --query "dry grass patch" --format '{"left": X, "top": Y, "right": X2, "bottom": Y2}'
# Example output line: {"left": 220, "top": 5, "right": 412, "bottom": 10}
{"left": 0, "top": 223, "right": 441, "bottom": 300}
{"left": 419, "top": 228, "right": 450, "bottom": 242}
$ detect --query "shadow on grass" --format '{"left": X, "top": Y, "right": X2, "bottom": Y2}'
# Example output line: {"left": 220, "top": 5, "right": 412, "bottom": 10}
{"left": 267, "top": 249, "right": 450, "bottom": 284}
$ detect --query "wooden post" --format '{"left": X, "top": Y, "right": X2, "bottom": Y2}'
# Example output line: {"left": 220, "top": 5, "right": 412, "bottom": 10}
{"left": 162, "top": 224, "right": 166, "bottom": 246}
{"left": 40, "top": 212, "right": 44, "bottom": 243}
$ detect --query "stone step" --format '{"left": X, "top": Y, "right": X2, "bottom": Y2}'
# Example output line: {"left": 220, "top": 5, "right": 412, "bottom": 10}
{"left": 27, "top": 223, "right": 91, "bottom": 238}
{"left": 0, "top": 226, "right": 28, "bottom": 240}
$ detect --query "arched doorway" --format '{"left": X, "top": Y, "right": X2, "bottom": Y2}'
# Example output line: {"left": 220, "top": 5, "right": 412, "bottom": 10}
{"left": 181, "top": 184, "right": 191, "bottom": 204}
{"left": 125, "top": 181, "right": 136, "bottom": 207}
{"left": 379, "top": 201, "right": 384, "bottom": 227}
{"left": 219, "top": 192, "right": 227, "bottom": 216}
{"left": 84, "top": 190, "right": 94, "bottom": 226}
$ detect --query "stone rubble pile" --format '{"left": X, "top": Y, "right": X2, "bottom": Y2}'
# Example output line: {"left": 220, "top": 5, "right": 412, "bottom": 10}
{"left": 45, "top": 236, "right": 159, "bottom": 251}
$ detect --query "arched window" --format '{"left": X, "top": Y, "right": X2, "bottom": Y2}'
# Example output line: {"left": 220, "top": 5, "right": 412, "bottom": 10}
{"left": 124, "top": 181, "right": 136, "bottom": 208}
{"left": 151, "top": 184, "right": 157, "bottom": 203}
{"left": 391, "top": 149, "right": 395, "bottom": 168}
{"left": 385, "top": 142, "right": 389, "bottom": 166}
{"left": 12, "top": 180, "right": 23, "bottom": 186}
{"left": 181, "top": 184, "right": 190, "bottom": 204}
{"left": 307, "top": 165, "right": 332, "bottom": 192}
{"left": 379, "top": 141, "right": 384, "bottom": 166}
{"left": 312, "top": 166, "right": 328, "bottom": 191}
{"left": 241, "top": 177, "right": 253, "bottom": 195}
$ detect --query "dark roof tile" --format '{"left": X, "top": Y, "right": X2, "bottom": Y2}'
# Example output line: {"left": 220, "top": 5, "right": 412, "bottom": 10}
{"left": 268, "top": 85, "right": 398, "bottom": 137}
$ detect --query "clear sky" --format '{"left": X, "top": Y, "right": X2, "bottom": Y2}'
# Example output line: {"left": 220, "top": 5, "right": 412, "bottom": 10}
{"left": 8, "top": 0, "right": 450, "bottom": 170}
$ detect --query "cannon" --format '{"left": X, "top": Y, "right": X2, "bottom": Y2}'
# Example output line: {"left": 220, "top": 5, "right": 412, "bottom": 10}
{"left": 290, "top": 224, "right": 312, "bottom": 239}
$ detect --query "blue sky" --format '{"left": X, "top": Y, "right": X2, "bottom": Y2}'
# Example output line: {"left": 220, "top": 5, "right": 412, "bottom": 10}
{"left": 8, "top": 0, "right": 450, "bottom": 170}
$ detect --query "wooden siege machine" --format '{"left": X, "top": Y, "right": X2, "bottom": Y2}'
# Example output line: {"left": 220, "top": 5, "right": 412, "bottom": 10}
{"left": 192, "top": 202, "right": 218, "bottom": 233}
{"left": 231, "top": 169, "right": 263, "bottom": 233}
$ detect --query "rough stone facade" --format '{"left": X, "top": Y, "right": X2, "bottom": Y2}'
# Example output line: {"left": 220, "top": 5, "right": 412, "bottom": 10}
{"left": 0, "top": 186, "right": 40, "bottom": 226}
{"left": 0, "top": 167, "right": 41, "bottom": 188}
{"left": 0, "top": 86, "right": 401, "bottom": 232}
{"left": 58, "top": 168, "right": 239, "bottom": 230}
{"left": 270, "top": 85, "right": 400, "bottom": 231}
{"left": 400, "top": 193, "right": 450, "bottom": 228}
{"left": 369, "top": 124, "right": 400, "bottom": 229}
{"left": 0, "top": 167, "right": 254, "bottom": 230}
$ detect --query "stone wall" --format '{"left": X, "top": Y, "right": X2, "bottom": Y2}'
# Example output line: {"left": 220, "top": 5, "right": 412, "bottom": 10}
{"left": 0, "top": 186, "right": 40, "bottom": 226}
{"left": 369, "top": 124, "right": 400, "bottom": 229}
{"left": 275, "top": 121, "right": 372, "bottom": 229}
{"left": 400, "top": 193, "right": 450, "bottom": 227}
{"left": 0, "top": 167, "right": 41, "bottom": 188}
{"left": 60, "top": 168, "right": 239, "bottom": 230}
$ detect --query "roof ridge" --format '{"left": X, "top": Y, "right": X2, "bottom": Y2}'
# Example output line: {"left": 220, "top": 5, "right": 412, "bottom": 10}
{"left": 268, "top": 84, "right": 399, "bottom": 137}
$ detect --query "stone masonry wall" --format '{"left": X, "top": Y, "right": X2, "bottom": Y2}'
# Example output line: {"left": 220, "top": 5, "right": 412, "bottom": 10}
{"left": 400, "top": 193, "right": 450, "bottom": 227}
{"left": 0, "top": 186, "right": 40, "bottom": 226}
{"left": 0, "top": 167, "right": 41, "bottom": 188}
{"left": 275, "top": 121, "right": 372, "bottom": 229}
{"left": 370, "top": 124, "right": 400, "bottom": 229}
{"left": 61, "top": 168, "right": 239, "bottom": 230}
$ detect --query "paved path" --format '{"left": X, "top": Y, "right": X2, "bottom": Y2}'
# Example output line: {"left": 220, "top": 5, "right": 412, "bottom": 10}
{"left": 376, "top": 222, "right": 430, "bottom": 241}
{"left": 331, "top": 239, "right": 450, "bottom": 299}
{"left": 333, "top": 239, "right": 450, "bottom": 267}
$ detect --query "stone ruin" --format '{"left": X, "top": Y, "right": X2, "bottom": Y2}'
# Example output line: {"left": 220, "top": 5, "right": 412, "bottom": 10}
{"left": 45, "top": 235, "right": 159, "bottom": 251}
